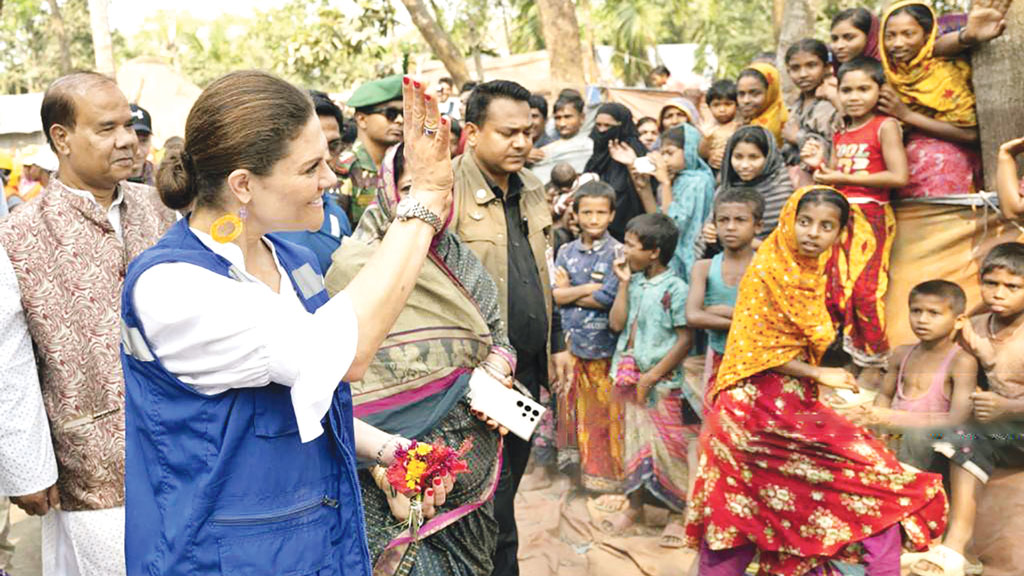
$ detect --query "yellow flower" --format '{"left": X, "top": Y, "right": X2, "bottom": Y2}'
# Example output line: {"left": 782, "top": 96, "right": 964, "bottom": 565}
{"left": 415, "top": 444, "right": 434, "bottom": 457}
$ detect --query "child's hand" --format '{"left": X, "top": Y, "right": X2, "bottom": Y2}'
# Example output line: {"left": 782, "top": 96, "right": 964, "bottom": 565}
{"left": 999, "top": 136, "right": 1024, "bottom": 157}
{"left": 972, "top": 391, "right": 1012, "bottom": 423}
{"left": 554, "top": 266, "right": 571, "bottom": 289}
{"left": 697, "top": 117, "right": 718, "bottom": 138}
{"left": 609, "top": 140, "right": 639, "bottom": 167}
{"left": 878, "top": 85, "right": 910, "bottom": 121}
{"left": 652, "top": 152, "right": 671, "bottom": 183}
{"left": 701, "top": 221, "right": 718, "bottom": 245}
{"left": 815, "top": 76, "right": 839, "bottom": 104}
{"left": 710, "top": 148, "right": 726, "bottom": 170}
{"left": 800, "top": 140, "right": 825, "bottom": 170}
{"left": 636, "top": 372, "right": 658, "bottom": 404}
{"left": 957, "top": 319, "right": 996, "bottom": 369}
{"left": 813, "top": 166, "right": 846, "bottom": 186}
{"left": 613, "top": 256, "right": 632, "bottom": 282}
{"left": 815, "top": 367, "right": 859, "bottom": 393}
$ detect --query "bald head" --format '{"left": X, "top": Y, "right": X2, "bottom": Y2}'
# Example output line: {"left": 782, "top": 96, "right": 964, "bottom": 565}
{"left": 41, "top": 72, "right": 120, "bottom": 152}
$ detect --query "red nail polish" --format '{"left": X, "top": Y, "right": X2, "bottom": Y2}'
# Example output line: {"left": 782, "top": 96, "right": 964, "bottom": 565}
{"left": 440, "top": 117, "right": 448, "bottom": 125}
{"left": 414, "top": 81, "right": 421, "bottom": 89}
{"left": 433, "top": 477, "right": 442, "bottom": 486}
{"left": 403, "top": 76, "right": 410, "bottom": 85}
{"left": 425, "top": 488, "right": 434, "bottom": 497}
{"left": 424, "top": 94, "right": 432, "bottom": 102}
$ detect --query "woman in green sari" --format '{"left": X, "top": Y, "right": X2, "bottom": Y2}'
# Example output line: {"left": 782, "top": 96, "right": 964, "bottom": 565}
{"left": 325, "top": 143, "right": 514, "bottom": 576}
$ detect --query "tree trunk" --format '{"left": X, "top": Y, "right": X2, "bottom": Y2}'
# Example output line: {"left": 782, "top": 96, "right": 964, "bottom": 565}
{"left": 974, "top": 0, "right": 1024, "bottom": 190}
{"left": 399, "top": 0, "right": 471, "bottom": 87}
{"left": 775, "top": 0, "right": 814, "bottom": 100}
{"left": 576, "top": 0, "right": 599, "bottom": 84}
{"left": 47, "top": 0, "right": 72, "bottom": 75}
{"left": 772, "top": 0, "right": 785, "bottom": 41}
{"left": 535, "top": 0, "right": 586, "bottom": 96}
{"left": 87, "top": 0, "right": 115, "bottom": 77}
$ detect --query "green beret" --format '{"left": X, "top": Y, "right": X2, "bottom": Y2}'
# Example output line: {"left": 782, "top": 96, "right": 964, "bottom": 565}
{"left": 347, "top": 74, "right": 404, "bottom": 109}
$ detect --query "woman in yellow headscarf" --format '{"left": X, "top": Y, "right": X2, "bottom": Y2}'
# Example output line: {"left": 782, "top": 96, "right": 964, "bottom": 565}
{"left": 879, "top": 0, "right": 981, "bottom": 198}
{"left": 736, "top": 62, "right": 789, "bottom": 146}
{"left": 683, "top": 186, "right": 947, "bottom": 576}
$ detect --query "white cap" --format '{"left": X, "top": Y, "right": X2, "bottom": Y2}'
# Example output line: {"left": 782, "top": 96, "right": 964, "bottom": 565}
{"left": 21, "top": 147, "right": 58, "bottom": 172}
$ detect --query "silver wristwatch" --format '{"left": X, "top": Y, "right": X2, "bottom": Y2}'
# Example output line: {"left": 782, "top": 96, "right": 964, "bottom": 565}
{"left": 395, "top": 196, "right": 444, "bottom": 234}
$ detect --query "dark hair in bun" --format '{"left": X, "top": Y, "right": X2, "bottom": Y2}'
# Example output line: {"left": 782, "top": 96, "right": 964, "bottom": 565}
{"left": 156, "top": 70, "right": 314, "bottom": 211}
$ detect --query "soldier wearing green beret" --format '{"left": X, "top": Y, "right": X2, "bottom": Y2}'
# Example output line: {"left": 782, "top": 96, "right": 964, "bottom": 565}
{"left": 341, "top": 74, "right": 404, "bottom": 224}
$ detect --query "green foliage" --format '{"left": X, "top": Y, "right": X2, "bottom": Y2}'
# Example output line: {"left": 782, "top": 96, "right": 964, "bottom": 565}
{"left": 0, "top": 0, "right": 107, "bottom": 93}
{"left": 123, "top": 0, "right": 399, "bottom": 91}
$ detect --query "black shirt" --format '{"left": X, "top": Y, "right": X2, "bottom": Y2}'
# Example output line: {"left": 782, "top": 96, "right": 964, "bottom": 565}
{"left": 488, "top": 173, "right": 565, "bottom": 392}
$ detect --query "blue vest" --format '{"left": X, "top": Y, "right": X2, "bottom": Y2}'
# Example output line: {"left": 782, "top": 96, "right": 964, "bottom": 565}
{"left": 121, "top": 219, "right": 370, "bottom": 576}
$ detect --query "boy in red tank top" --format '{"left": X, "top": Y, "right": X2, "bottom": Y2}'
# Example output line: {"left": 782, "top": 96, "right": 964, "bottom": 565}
{"left": 802, "top": 56, "right": 909, "bottom": 389}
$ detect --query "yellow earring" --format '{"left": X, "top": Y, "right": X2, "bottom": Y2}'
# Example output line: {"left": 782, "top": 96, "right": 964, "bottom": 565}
{"left": 211, "top": 206, "right": 246, "bottom": 243}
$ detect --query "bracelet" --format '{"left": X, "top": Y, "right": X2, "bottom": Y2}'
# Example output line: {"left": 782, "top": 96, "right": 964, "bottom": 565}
{"left": 490, "top": 346, "right": 518, "bottom": 373}
{"left": 958, "top": 27, "right": 975, "bottom": 46}
{"left": 375, "top": 435, "right": 398, "bottom": 468}
{"left": 478, "top": 360, "right": 511, "bottom": 383}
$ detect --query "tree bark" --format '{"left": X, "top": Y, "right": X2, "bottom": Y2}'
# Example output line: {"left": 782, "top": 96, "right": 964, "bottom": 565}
{"left": 775, "top": 0, "right": 815, "bottom": 100}
{"left": 973, "top": 0, "right": 1024, "bottom": 190}
{"left": 47, "top": 0, "right": 72, "bottom": 75}
{"left": 399, "top": 0, "right": 471, "bottom": 87}
{"left": 576, "top": 0, "right": 599, "bottom": 84}
{"left": 87, "top": 0, "right": 115, "bottom": 77}
{"left": 535, "top": 0, "right": 586, "bottom": 95}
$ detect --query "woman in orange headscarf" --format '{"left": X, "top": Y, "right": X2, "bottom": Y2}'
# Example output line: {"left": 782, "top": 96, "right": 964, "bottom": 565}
{"left": 736, "top": 62, "right": 789, "bottom": 146}
{"left": 683, "top": 187, "right": 947, "bottom": 576}
{"left": 879, "top": 0, "right": 980, "bottom": 198}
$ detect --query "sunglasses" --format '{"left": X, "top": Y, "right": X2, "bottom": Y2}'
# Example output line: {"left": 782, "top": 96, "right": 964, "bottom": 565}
{"left": 367, "top": 107, "right": 403, "bottom": 122}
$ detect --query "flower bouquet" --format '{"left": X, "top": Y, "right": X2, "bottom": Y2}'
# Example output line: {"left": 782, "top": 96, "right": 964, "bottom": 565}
{"left": 385, "top": 438, "right": 473, "bottom": 540}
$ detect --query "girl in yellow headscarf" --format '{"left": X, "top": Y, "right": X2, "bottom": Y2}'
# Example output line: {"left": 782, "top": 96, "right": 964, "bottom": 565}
{"left": 736, "top": 62, "right": 789, "bottom": 146}
{"left": 879, "top": 0, "right": 981, "bottom": 198}
{"left": 683, "top": 187, "right": 948, "bottom": 576}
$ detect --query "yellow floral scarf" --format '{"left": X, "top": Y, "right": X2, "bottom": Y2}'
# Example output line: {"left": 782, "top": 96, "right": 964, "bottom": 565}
{"left": 710, "top": 186, "right": 839, "bottom": 400}
{"left": 880, "top": 0, "right": 977, "bottom": 127}
{"left": 745, "top": 62, "right": 790, "bottom": 146}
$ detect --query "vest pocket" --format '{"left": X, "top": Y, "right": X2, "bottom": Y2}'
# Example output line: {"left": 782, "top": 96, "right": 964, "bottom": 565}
{"left": 215, "top": 496, "right": 340, "bottom": 575}
{"left": 252, "top": 385, "right": 300, "bottom": 437}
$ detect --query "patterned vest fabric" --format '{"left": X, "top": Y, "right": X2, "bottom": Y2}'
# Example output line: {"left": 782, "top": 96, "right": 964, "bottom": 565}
{"left": 0, "top": 179, "right": 176, "bottom": 510}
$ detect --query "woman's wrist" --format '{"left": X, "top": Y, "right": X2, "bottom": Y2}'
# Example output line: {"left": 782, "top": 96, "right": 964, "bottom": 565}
{"left": 375, "top": 435, "right": 407, "bottom": 467}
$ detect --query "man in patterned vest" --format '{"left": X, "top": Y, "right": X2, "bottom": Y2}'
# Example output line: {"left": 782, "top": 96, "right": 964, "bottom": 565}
{"left": 0, "top": 71, "right": 175, "bottom": 575}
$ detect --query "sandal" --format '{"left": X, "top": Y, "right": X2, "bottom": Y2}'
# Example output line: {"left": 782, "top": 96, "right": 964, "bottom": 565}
{"left": 599, "top": 508, "right": 639, "bottom": 535}
{"left": 908, "top": 545, "right": 967, "bottom": 576}
{"left": 591, "top": 494, "right": 629, "bottom": 514}
{"left": 659, "top": 520, "right": 687, "bottom": 549}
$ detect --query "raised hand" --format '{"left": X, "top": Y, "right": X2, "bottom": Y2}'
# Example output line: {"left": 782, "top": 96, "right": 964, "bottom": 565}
{"left": 801, "top": 139, "right": 825, "bottom": 170}
{"left": 964, "top": 0, "right": 1013, "bottom": 44}
{"left": 403, "top": 77, "right": 453, "bottom": 219}
{"left": 613, "top": 256, "right": 632, "bottom": 283}
{"left": 877, "top": 85, "right": 910, "bottom": 121}
{"left": 999, "top": 136, "right": 1024, "bottom": 157}
{"left": 609, "top": 140, "right": 639, "bottom": 166}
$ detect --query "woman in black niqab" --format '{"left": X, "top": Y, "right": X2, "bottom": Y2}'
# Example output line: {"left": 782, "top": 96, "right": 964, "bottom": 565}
{"left": 584, "top": 102, "right": 652, "bottom": 240}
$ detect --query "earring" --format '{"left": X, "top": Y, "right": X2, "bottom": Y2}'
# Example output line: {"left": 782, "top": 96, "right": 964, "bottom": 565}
{"left": 211, "top": 206, "right": 247, "bottom": 243}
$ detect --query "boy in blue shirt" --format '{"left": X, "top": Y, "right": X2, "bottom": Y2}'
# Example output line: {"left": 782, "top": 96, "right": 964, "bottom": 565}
{"left": 552, "top": 181, "right": 624, "bottom": 493}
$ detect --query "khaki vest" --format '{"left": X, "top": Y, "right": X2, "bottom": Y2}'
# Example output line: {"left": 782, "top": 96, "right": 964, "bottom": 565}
{"left": 451, "top": 152, "right": 554, "bottom": 351}
{"left": 0, "top": 180, "right": 175, "bottom": 510}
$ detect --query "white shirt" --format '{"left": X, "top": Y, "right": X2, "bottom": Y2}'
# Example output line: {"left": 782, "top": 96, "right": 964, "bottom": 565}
{"left": 0, "top": 179, "right": 122, "bottom": 497}
{"left": 131, "top": 227, "right": 359, "bottom": 443}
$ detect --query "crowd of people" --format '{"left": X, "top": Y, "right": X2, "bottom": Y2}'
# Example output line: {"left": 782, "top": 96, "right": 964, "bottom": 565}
{"left": 2, "top": 1, "right": 1024, "bottom": 576}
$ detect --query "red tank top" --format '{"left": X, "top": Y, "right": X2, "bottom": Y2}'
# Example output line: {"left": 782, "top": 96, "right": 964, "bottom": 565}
{"left": 833, "top": 114, "right": 894, "bottom": 203}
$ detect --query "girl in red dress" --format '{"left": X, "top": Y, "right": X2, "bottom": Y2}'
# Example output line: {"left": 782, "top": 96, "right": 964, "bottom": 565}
{"left": 803, "top": 56, "right": 909, "bottom": 390}
{"left": 683, "top": 187, "right": 946, "bottom": 576}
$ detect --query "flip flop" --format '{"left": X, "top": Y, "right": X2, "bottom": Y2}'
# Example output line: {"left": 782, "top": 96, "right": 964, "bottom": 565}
{"left": 909, "top": 545, "right": 967, "bottom": 576}
{"left": 659, "top": 520, "right": 687, "bottom": 549}
{"left": 591, "top": 494, "right": 629, "bottom": 514}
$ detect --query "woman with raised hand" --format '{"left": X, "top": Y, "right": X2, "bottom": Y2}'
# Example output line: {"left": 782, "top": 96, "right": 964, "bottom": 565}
{"left": 121, "top": 70, "right": 453, "bottom": 576}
